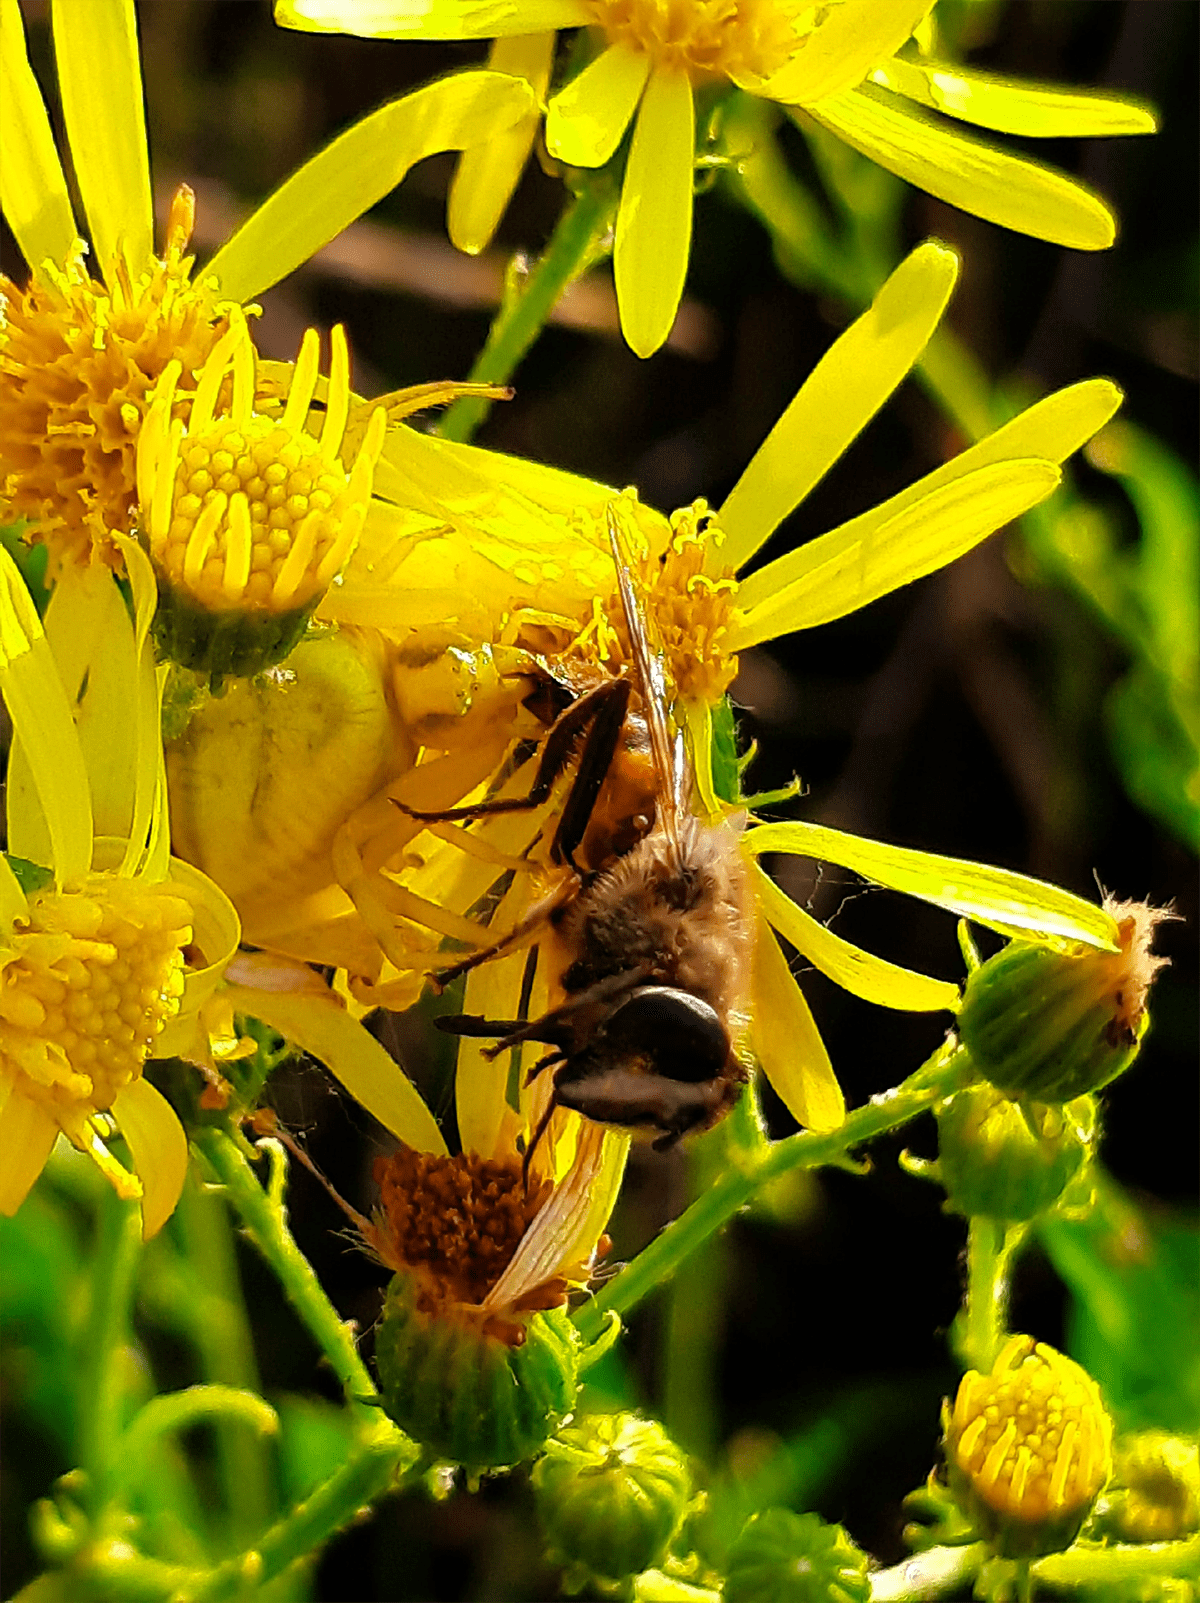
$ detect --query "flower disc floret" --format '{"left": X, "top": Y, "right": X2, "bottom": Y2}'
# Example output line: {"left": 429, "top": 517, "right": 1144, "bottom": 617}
{"left": 585, "top": 0, "right": 815, "bottom": 83}
{"left": 0, "top": 189, "right": 232, "bottom": 575}
{"left": 0, "top": 875, "right": 193, "bottom": 1122}
{"left": 947, "top": 1334, "right": 1113, "bottom": 1557}
{"left": 139, "top": 312, "right": 385, "bottom": 679}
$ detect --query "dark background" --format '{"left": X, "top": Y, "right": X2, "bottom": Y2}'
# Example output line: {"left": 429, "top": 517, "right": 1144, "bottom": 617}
{"left": 3, "top": 2, "right": 1197, "bottom": 1597}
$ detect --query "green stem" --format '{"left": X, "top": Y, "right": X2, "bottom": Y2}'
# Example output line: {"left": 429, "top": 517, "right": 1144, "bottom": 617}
{"left": 869, "top": 1542, "right": 985, "bottom": 1600}
{"left": 575, "top": 1042, "right": 968, "bottom": 1343}
{"left": 661, "top": 1227, "right": 728, "bottom": 1460}
{"left": 175, "top": 1172, "right": 276, "bottom": 1548}
{"left": 188, "top": 1424, "right": 409, "bottom": 1602}
{"left": 957, "top": 1218, "right": 1026, "bottom": 1375}
{"left": 438, "top": 177, "right": 616, "bottom": 443}
{"left": 1033, "top": 1532, "right": 1200, "bottom": 1586}
{"left": 190, "top": 1126, "right": 380, "bottom": 1419}
{"left": 78, "top": 1191, "right": 143, "bottom": 1512}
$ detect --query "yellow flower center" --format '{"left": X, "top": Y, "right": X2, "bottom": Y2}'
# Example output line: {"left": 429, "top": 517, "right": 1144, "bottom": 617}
{"left": 585, "top": 0, "right": 824, "bottom": 82}
{"left": 373, "top": 1145, "right": 550, "bottom": 1310}
{"left": 0, "top": 875, "right": 193, "bottom": 1120}
{"left": 951, "top": 1336, "right": 1112, "bottom": 1525}
{"left": 139, "top": 315, "right": 385, "bottom": 613}
{"left": 568, "top": 497, "right": 739, "bottom": 707}
{"left": 0, "top": 188, "right": 233, "bottom": 576}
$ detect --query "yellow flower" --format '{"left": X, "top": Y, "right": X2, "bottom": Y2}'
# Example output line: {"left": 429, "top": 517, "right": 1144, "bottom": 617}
{"left": 0, "top": 538, "right": 238, "bottom": 1235}
{"left": 0, "top": 0, "right": 538, "bottom": 570}
{"left": 946, "top": 1334, "right": 1113, "bottom": 1557}
{"left": 137, "top": 310, "right": 386, "bottom": 680}
{"left": 276, "top": 0, "right": 1156, "bottom": 355}
{"left": 312, "top": 242, "right": 1125, "bottom": 1131}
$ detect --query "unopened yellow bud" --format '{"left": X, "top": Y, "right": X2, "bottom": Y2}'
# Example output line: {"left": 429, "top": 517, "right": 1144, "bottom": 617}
{"left": 946, "top": 1335, "right": 1113, "bottom": 1557}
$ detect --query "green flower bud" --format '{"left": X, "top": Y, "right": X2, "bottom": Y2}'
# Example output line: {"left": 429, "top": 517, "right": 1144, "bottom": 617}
{"left": 722, "top": 1509, "right": 871, "bottom": 1603}
{"left": 936, "top": 1083, "right": 1096, "bottom": 1221}
{"left": 1098, "top": 1431, "right": 1200, "bottom": 1544}
{"left": 945, "top": 1334, "right": 1113, "bottom": 1558}
{"left": 958, "top": 900, "right": 1168, "bottom": 1102}
{"left": 532, "top": 1412, "right": 691, "bottom": 1584}
{"left": 375, "top": 1269, "right": 580, "bottom": 1470}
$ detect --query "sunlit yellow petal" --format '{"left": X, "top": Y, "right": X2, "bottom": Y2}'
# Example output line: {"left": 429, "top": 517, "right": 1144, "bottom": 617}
{"left": 682, "top": 699, "right": 720, "bottom": 821}
{"left": 804, "top": 87, "right": 1117, "bottom": 250}
{"left": 745, "top": 822, "right": 1120, "bottom": 951}
{"left": 223, "top": 974, "right": 448, "bottom": 1155}
{"left": 717, "top": 241, "right": 958, "bottom": 575}
{"left": 112, "top": 536, "right": 166, "bottom": 876}
{"left": 457, "top": 910, "right": 547, "bottom": 1161}
{"left": 168, "top": 859, "right": 241, "bottom": 1019}
{"left": 755, "top": 0, "right": 932, "bottom": 102}
{"left": 449, "top": 32, "right": 553, "bottom": 254}
{"left": 0, "top": 0, "right": 77, "bottom": 275}
{"left": 733, "top": 379, "right": 1121, "bottom": 629}
{"left": 0, "top": 1092, "right": 59, "bottom": 1215}
{"left": 206, "top": 71, "right": 539, "bottom": 303}
{"left": 872, "top": 57, "right": 1157, "bottom": 138}
{"left": 43, "top": 561, "right": 140, "bottom": 843}
{"left": 749, "top": 915, "right": 844, "bottom": 1132}
{"left": 614, "top": 67, "right": 694, "bottom": 360}
{"left": 276, "top": 0, "right": 588, "bottom": 39}
{"left": 110, "top": 1077, "right": 187, "bottom": 1239}
{"left": 0, "top": 551, "right": 93, "bottom": 883}
{"left": 754, "top": 863, "right": 959, "bottom": 1012}
{"left": 546, "top": 41, "right": 649, "bottom": 167}
{"left": 51, "top": 0, "right": 152, "bottom": 274}
{"left": 730, "top": 458, "right": 1060, "bottom": 647}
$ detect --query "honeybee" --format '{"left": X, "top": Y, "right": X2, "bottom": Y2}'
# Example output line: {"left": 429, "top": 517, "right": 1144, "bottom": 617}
{"left": 397, "top": 509, "right": 753, "bottom": 1166}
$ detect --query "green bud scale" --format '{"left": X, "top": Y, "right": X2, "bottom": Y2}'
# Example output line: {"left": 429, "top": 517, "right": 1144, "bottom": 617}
{"left": 722, "top": 1509, "right": 871, "bottom": 1603}
{"left": 1097, "top": 1431, "right": 1200, "bottom": 1544}
{"left": 958, "top": 901, "right": 1167, "bottom": 1103}
{"left": 936, "top": 1083, "right": 1096, "bottom": 1221}
{"left": 532, "top": 1412, "right": 691, "bottom": 1584}
{"left": 374, "top": 1270, "right": 580, "bottom": 1470}
{"left": 150, "top": 569, "right": 316, "bottom": 688}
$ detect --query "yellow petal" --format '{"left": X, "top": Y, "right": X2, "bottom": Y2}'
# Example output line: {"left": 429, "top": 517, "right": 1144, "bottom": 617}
{"left": 483, "top": 1120, "right": 628, "bottom": 1310}
{"left": 614, "top": 67, "right": 694, "bottom": 359}
{"left": 872, "top": 57, "right": 1158, "bottom": 138}
{"left": 730, "top": 458, "right": 1061, "bottom": 647}
{"left": 112, "top": 537, "right": 167, "bottom": 877}
{"left": 717, "top": 241, "right": 959, "bottom": 575}
{"left": 749, "top": 914, "right": 844, "bottom": 1132}
{"left": 206, "top": 70, "right": 540, "bottom": 303}
{"left": 275, "top": 0, "right": 588, "bottom": 38}
{"left": 546, "top": 41, "right": 649, "bottom": 167}
{"left": 111, "top": 1078, "right": 187, "bottom": 1239}
{"left": 0, "top": 1091, "right": 59, "bottom": 1215}
{"left": 51, "top": 0, "right": 152, "bottom": 274}
{"left": 740, "top": 378, "right": 1121, "bottom": 618}
{"left": 43, "top": 560, "right": 140, "bottom": 845}
{"left": 168, "top": 858, "right": 241, "bottom": 1022}
{"left": 753, "top": 0, "right": 933, "bottom": 103}
{"left": 753, "top": 862, "right": 959, "bottom": 1012}
{"left": 0, "top": 0, "right": 77, "bottom": 275}
{"left": 0, "top": 550, "right": 93, "bottom": 884}
{"left": 804, "top": 87, "right": 1118, "bottom": 250}
{"left": 682, "top": 699, "right": 720, "bottom": 821}
{"left": 223, "top": 977, "right": 448, "bottom": 1156}
{"left": 457, "top": 901, "right": 548, "bottom": 1161}
{"left": 449, "top": 33, "right": 553, "bottom": 254}
{"left": 745, "top": 821, "right": 1120, "bottom": 950}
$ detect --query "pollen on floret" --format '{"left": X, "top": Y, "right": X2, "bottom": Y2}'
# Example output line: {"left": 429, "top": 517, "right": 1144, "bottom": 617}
{"left": 371, "top": 1145, "right": 552, "bottom": 1330}
{"left": 948, "top": 1335, "right": 1112, "bottom": 1553}
{"left": 585, "top": 0, "right": 819, "bottom": 84}
{"left": 0, "top": 875, "right": 194, "bottom": 1121}
{"left": 0, "top": 187, "right": 234, "bottom": 575}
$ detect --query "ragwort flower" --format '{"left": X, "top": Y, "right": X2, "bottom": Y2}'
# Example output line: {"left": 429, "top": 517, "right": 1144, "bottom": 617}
{"left": 277, "top": 0, "right": 1156, "bottom": 354}
{"left": 0, "top": 0, "right": 537, "bottom": 572}
{"left": 311, "top": 242, "right": 1124, "bottom": 1132}
{"left": 0, "top": 539, "right": 238, "bottom": 1234}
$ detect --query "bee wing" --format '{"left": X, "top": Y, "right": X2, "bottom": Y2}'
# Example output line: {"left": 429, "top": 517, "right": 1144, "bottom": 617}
{"left": 605, "top": 503, "right": 685, "bottom": 850}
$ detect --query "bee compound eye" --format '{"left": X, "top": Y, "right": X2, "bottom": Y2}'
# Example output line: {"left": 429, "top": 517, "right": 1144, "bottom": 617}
{"left": 604, "top": 986, "right": 729, "bottom": 1083}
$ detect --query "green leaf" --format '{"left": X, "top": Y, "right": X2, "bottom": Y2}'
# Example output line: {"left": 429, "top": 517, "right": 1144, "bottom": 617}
{"left": 4, "top": 853, "right": 52, "bottom": 897}
{"left": 1038, "top": 1178, "right": 1200, "bottom": 1434}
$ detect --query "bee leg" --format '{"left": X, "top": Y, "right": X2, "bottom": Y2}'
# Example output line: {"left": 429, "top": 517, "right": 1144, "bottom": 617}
{"left": 548, "top": 677, "right": 632, "bottom": 870}
{"left": 436, "top": 1013, "right": 527, "bottom": 1038}
{"left": 393, "top": 678, "right": 631, "bottom": 829}
{"left": 429, "top": 878, "right": 578, "bottom": 990}
{"left": 521, "top": 1097, "right": 560, "bottom": 1194}
{"left": 524, "top": 1051, "right": 565, "bottom": 1085}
